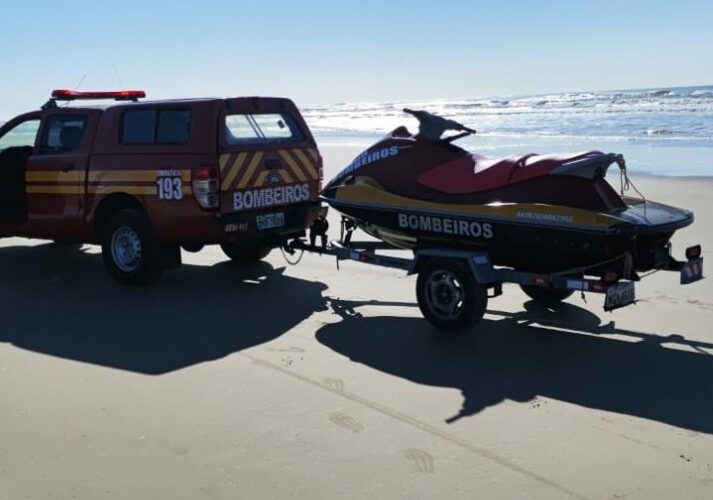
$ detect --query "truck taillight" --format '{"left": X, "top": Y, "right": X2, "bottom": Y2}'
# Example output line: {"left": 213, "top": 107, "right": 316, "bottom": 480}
{"left": 193, "top": 167, "right": 219, "bottom": 209}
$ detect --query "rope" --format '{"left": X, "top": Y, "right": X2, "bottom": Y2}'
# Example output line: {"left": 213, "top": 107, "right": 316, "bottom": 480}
{"left": 550, "top": 252, "right": 632, "bottom": 279}
{"left": 280, "top": 246, "right": 304, "bottom": 266}
{"left": 616, "top": 154, "right": 646, "bottom": 201}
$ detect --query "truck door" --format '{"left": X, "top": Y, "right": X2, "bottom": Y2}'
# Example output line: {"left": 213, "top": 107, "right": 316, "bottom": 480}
{"left": 24, "top": 110, "right": 99, "bottom": 239}
{"left": 0, "top": 115, "right": 41, "bottom": 226}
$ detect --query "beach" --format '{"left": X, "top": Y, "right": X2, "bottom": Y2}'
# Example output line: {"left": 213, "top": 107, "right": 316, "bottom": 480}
{"left": 0, "top": 144, "right": 712, "bottom": 499}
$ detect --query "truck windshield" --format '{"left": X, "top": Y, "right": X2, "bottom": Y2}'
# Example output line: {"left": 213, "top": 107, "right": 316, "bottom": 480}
{"left": 224, "top": 113, "right": 304, "bottom": 145}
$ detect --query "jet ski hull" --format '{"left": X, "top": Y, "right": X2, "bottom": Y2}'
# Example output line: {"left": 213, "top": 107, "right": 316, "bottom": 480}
{"left": 324, "top": 192, "right": 693, "bottom": 275}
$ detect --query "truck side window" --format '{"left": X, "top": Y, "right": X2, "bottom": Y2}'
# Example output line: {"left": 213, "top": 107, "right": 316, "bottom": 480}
{"left": 157, "top": 110, "right": 191, "bottom": 144}
{"left": 122, "top": 109, "right": 155, "bottom": 144}
{"left": 0, "top": 119, "right": 41, "bottom": 151}
{"left": 121, "top": 108, "right": 191, "bottom": 145}
{"left": 39, "top": 115, "right": 87, "bottom": 153}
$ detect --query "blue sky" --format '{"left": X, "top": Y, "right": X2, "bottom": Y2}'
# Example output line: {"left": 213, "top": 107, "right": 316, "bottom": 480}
{"left": 1, "top": 0, "right": 712, "bottom": 118}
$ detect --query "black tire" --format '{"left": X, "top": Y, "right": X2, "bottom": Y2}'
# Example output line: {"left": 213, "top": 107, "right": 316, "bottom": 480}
{"left": 416, "top": 258, "right": 488, "bottom": 332}
{"left": 220, "top": 241, "right": 272, "bottom": 265}
{"left": 520, "top": 284, "right": 574, "bottom": 305}
{"left": 101, "top": 209, "right": 162, "bottom": 285}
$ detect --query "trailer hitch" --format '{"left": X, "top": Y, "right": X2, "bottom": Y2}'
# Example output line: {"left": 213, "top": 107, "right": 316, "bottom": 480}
{"left": 310, "top": 217, "right": 329, "bottom": 251}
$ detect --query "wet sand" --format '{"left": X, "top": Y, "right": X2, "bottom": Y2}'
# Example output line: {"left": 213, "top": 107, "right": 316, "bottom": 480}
{"left": 0, "top": 145, "right": 711, "bottom": 499}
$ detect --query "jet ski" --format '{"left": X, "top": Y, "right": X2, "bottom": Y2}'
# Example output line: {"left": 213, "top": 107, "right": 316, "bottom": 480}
{"left": 321, "top": 109, "right": 696, "bottom": 279}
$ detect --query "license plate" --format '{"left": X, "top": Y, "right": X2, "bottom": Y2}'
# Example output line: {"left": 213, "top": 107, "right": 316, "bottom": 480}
{"left": 256, "top": 212, "right": 285, "bottom": 231}
{"left": 681, "top": 257, "right": 704, "bottom": 284}
{"left": 604, "top": 281, "right": 636, "bottom": 311}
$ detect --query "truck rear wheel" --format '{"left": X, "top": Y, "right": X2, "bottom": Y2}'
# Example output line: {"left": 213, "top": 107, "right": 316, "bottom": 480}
{"left": 520, "top": 284, "right": 574, "bottom": 305}
{"left": 220, "top": 241, "right": 272, "bottom": 265}
{"left": 416, "top": 258, "right": 487, "bottom": 332}
{"left": 101, "top": 209, "right": 162, "bottom": 285}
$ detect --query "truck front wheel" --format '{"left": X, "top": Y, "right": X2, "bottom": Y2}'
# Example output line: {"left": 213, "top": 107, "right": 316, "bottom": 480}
{"left": 101, "top": 209, "right": 162, "bottom": 284}
{"left": 220, "top": 241, "right": 272, "bottom": 265}
{"left": 416, "top": 258, "right": 488, "bottom": 332}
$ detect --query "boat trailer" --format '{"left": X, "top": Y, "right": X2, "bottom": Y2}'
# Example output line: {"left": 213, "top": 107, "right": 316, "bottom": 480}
{"left": 283, "top": 219, "right": 704, "bottom": 331}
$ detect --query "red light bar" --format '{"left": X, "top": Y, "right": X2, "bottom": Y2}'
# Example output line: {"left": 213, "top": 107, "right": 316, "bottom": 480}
{"left": 51, "top": 89, "right": 146, "bottom": 101}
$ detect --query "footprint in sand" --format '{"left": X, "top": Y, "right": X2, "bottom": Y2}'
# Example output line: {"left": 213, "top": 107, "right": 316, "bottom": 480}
{"left": 405, "top": 449, "right": 434, "bottom": 474}
{"left": 329, "top": 412, "right": 364, "bottom": 433}
{"left": 323, "top": 378, "right": 345, "bottom": 393}
{"left": 269, "top": 346, "right": 306, "bottom": 353}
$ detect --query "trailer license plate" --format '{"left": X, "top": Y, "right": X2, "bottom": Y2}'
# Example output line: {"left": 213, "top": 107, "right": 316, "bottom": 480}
{"left": 681, "top": 258, "right": 703, "bottom": 284}
{"left": 604, "top": 282, "right": 636, "bottom": 311}
{"left": 256, "top": 212, "right": 285, "bottom": 231}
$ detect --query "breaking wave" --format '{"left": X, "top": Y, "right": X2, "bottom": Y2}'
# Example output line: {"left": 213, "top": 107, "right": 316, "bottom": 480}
{"left": 302, "top": 85, "right": 713, "bottom": 147}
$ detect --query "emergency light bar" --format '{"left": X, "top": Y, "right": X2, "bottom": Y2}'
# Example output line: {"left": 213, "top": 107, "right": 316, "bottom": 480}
{"left": 50, "top": 89, "right": 146, "bottom": 101}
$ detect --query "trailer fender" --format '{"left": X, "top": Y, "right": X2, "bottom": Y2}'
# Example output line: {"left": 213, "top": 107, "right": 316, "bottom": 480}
{"left": 412, "top": 249, "right": 498, "bottom": 285}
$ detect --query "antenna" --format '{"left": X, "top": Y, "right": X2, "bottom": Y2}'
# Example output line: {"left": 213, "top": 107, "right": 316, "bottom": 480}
{"left": 112, "top": 64, "right": 123, "bottom": 88}
{"left": 74, "top": 74, "right": 86, "bottom": 91}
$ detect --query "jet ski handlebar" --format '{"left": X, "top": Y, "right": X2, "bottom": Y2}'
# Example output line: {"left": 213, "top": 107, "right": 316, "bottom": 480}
{"left": 403, "top": 108, "right": 476, "bottom": 140}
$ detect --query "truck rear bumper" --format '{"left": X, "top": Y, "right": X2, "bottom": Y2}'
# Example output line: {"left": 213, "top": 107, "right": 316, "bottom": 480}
{"left": 152, "top": 202, "right": 324, "bottom": 246}
{"left": 219, "top": 201, "right": 324, "bottom": 243}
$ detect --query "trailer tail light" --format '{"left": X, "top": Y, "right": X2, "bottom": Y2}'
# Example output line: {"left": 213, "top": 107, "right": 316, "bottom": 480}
{"left": 603, "top": 271, "right": 619, "bottom": 284}
{"left": 317, "top": 154, "right": 324, "bottom": 181}
{"left": 686, "top": 245, "right": 702, "bottom": 260}
{"left": 193, "top": 167, "right": 219, "bottom": 209}
{"left": 531, "top": 275, "right": 549, "bottom": 287}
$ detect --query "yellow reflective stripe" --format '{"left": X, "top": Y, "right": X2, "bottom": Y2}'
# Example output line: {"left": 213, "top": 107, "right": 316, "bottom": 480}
{"left": 88, "top": 186, "right": 157, "bottom": 195}
{"left": 237, "top": 152, "right": 264, "bottom": 189}
{"left": 26, "top": 185, "right": 80, "bottom": 194}
{"left": 88, "top": 170, "right": 191, "bottom": 183}
{"left": 25, "top": 171, "right": 79, "bottom": 182}
{"left": 278, "top": 150, "right": 306, "bottom": 181}
{"left": 255, "top": 169, "right": 295, "bottom": 186}
{"left": 222, "top": 152, "right": 248, "bottom": 190}
{"left": 280, "top": 169, "right": 294, "bottom": 183}
{"left": 255, "top": 171, "right": 270, "bottom": 187}
{"left": 306, "top": 148, "right": 319, "bottom": 162}
{"left": 87, "top": 185, "right": 192, "bottom": 196}
{"left": 293, "top": 149, "right": 318, "bottom": 179}
{"left": 219, "top": 154, "right": 232, "bottom": 172}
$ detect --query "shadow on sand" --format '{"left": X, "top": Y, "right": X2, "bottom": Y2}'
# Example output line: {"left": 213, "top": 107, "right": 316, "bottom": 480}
{"left": 4, "top": 243, "right": 713, "bottom": 434}
{"left": 0, "top": 243, "right": 327, "bottom": 374}
{"left": 317, "top": 298, "right": 713, "bottom": 434}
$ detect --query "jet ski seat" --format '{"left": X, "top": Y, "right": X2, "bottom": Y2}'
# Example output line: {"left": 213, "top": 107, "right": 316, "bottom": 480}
{"left": 418, "top": 151, "right": 604, "bottom": 194}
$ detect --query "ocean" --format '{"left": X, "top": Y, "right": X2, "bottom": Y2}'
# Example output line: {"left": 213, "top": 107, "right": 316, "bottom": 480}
{"left": 303, "top": 85, "right": 713, "bottom": 176}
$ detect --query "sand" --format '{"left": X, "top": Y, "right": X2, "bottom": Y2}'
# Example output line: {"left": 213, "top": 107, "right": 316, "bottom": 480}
{"left": 0, "top": 145, "right": 711, "bottom": 500}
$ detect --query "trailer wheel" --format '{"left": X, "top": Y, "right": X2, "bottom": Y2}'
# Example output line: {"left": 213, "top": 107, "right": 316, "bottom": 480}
{"left": 101, "top": 209, "right": 162, "bottom": 285}
{"left": 416, "top": 258, "right": 487, "bottom": 332}
{"left": 520, "top": 285, "right": 574, "bottom": 305}
{"left": 220, "top": 241, "right": 272, "bottom": 265}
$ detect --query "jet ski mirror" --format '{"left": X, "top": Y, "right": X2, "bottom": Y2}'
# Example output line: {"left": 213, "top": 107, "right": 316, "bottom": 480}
{"left": 403, "top": 108, "right": 476, "bottom": 141}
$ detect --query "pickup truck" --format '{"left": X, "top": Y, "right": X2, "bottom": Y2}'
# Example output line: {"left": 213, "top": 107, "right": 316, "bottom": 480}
{"left": 0, "top": 90, "right": 324, "bottom": 283}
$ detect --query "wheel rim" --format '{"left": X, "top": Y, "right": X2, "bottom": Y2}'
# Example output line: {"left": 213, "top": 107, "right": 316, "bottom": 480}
{"left": 111, "top": 226, "right": 142, "bottom": 272}
{"left": 423, "top": 269, "right": 465, "bottom": 321}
